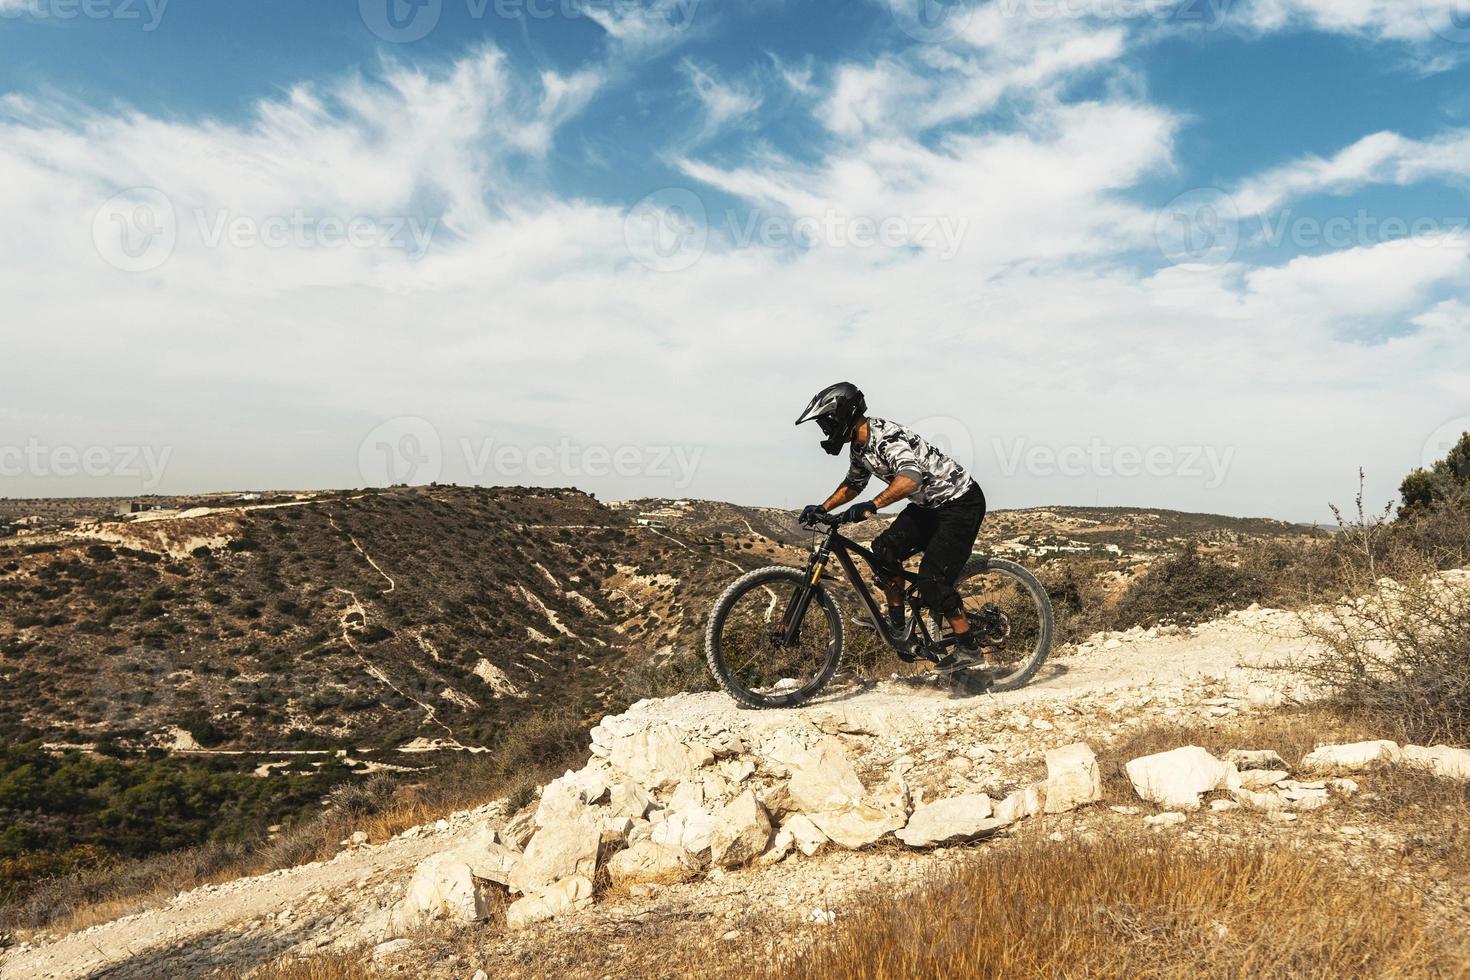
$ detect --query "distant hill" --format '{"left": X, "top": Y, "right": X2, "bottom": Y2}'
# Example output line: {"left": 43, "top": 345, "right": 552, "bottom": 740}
{"left": 0, "top": 487, "right": 789, "bottom": 752}
{"left": 618, "top": 498, "right": 1323, "bottom": 559}
{"left": 1, "top": 489, "right": 1320, "bottom": 753}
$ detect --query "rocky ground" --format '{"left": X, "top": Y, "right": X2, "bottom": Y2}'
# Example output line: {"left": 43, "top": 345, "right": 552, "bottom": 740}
{"left": 4, "top": 601, "right": 1467, "bottom": 980}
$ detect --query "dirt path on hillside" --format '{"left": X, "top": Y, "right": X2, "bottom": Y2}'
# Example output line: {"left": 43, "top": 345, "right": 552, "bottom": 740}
{"left": 0, "top": 608, "right": 1314, "bottom": 980}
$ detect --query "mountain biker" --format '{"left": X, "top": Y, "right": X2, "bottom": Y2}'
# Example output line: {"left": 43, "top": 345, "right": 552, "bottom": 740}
{"left": 795, "top": 382, "right": 988, "bottom": 671}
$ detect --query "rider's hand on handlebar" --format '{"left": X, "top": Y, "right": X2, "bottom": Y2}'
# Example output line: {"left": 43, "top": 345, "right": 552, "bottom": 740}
{"left": 842, "top": 501, "right": 878, "bottom": 524}
{"left": 799, "top": 504, "right": 826, "bottom": 527}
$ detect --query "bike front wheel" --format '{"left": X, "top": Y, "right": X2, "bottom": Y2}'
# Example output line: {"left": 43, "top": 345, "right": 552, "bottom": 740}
{"left": 952, "top": 556, "right": 1054, "bottom": 692}
{"left": 705, "top": 566, "right": 844, "bottom": 709}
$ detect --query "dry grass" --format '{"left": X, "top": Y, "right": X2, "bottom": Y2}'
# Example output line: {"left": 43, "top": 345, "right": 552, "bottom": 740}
{"left": 1358, "top": 766, "right": 1470, "bottom": 875}
{"left": 760, "top": 834, "right": 1456, "bottom": 980}
{"left": 226, "top": 953, "right": 369, "bottom": 979}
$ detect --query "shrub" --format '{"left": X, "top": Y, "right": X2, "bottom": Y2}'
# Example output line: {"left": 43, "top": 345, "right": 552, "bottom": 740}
{"left": 1293, "top": 481, "right": 1470, "bottom": 745}
{"left": 619, "top": 648, "right": 716, "bottom": 704}
{"left": 1399, "top": 431, "right": 1470, "bottom": 519}
{"left": 1109, "top": 541, "right": 1267, "bottom": 629}
{"left": 1036, "top": 559, "right": 1109, "bottom": 644}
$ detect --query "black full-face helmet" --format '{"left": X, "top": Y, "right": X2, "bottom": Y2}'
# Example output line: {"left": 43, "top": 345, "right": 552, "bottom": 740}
{"left": 795, "top": 382, "right": 867, "bottom": 455}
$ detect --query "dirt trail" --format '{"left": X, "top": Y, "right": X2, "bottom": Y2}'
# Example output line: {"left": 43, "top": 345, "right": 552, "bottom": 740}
{"left": 1, "top": 608, "right": 1312, "bottom": 980}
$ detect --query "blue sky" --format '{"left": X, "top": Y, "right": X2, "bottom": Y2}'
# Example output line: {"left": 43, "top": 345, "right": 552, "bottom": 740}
{"left": 1, "top": 0, "right": 1469, "bottom": 520}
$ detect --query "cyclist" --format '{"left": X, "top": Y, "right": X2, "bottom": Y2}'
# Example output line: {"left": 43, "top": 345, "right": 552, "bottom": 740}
{"left": 795, "top": 381, "right": 987, "bottom": 670}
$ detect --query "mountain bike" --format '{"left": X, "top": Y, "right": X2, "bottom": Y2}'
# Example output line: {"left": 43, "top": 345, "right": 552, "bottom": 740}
{"left": 704, "top": 510, "right": 1054, "bottom": 709}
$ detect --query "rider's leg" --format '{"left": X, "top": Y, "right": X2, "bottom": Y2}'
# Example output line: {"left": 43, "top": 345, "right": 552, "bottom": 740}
{"left": 870, "top": 506, "right": 930, "bottom": 629}
{"left": 915, "top": 484, "right": 988, "bottom": 652}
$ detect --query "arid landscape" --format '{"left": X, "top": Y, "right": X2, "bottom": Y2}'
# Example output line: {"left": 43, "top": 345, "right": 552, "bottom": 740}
{"left": 7, "top": 0, "right": 1470, "bottom": 975}
{"left": 2, "top": 439, "right": 1468, "bottom": 978}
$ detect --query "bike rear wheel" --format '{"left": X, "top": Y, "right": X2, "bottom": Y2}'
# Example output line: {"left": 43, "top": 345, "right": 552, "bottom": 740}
{"left": 705, "top": 566, "right": 843, "bottom": 709}
{"left": 951, "top": 556, "right": 1053, "bottom": 692}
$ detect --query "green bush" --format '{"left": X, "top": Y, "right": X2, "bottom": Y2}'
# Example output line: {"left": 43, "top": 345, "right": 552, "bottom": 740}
{"left": 1399, "top": 432, "right": 1470, "bottom": 519}
{"left": 1109, "top": 542, "right": 1268, "bottom": 629}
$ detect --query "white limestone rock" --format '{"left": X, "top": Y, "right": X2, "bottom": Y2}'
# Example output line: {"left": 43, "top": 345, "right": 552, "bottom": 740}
{"left": 708, "top": 790, "right": 773, "bottom": 868}
{"left": 1300, "top": 740, "right": 1402, "bottom": 772}
{"left": 608, "top": 724, "right": 715, "bottom": 792}
{"left": 992, "top": 782, "right": 1046, "bottom": 825}
{"left": 505, "top": 875, "right": 594, "bottom": 929}
{"left": 607, "top": 782, "right": 655, "bottom": 820}
{"left": 650, "top": 807, "right": 719, "bottom": 858}
{"left": 508, "top": 816, "right": 601, "bottom": 896}
{"left": 1125, "top": 746, "right": 1238, "bottom": 811}
{"left": 606, "top": 840, "right": 701, "bottom": 886}
{"left": 784, "top": 737, "right": 866, "bottom": 813}
{"left": 1044, "top": 743, "right": 1101, "bottom": 813}
{"left": 1236, "top": 769, "right": 1289, "bottom": 791}
{"left": 896, "top": 795, "right": 1003, "bottom": 847}
{"left": 393, "top": 854, "right": 496, "bottom": 931}
{"left": 781, "top": 814, "right": 830, "bottom": 857}
{"left": 1401, "top": 744, "right": 1470, "bottom": 781}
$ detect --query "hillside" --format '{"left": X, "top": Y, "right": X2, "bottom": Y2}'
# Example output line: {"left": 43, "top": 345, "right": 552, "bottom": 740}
{"left": 1, "top": 491, "right": 1324, "bottom": 753}
{"left": 5, "top": 596, "right": 1467, "bottom": 979}
{"left": 0, "top": 487, "right": 1332, "bottom": 909}
{"left": 0, "top": 487, "right": 795, "bottom": 752}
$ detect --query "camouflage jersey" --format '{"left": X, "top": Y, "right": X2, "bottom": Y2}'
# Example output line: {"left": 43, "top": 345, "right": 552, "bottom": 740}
{"left": 841, "top": 417, "right": 974, "bottom": 507}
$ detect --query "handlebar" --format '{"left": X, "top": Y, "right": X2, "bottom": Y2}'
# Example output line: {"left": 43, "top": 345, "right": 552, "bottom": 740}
{"left": 799, "top": 510, "right": 847, "bottom": 529}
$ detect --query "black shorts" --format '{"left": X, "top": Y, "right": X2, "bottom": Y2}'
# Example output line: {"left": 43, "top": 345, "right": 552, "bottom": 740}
{"left": 870, "top": 483, "right": 987, "bottom": 616}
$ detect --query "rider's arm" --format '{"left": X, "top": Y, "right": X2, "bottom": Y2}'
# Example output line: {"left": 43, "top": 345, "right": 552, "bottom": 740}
{"left": 820, "top": 483, "right": 860, "bottom": 512}
{"left": 872, "top": 473, "right": 919, "bottom": 509}
{"left": 821, "top": 459, "right": 870, "bottom": 511}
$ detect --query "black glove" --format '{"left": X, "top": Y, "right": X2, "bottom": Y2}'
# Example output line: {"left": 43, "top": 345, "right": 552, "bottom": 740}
{"left": 799, "top": 504, "right": 825, "bottom": 526}
{"left": 843, "top": 501, "right": 878, "bottom": 524}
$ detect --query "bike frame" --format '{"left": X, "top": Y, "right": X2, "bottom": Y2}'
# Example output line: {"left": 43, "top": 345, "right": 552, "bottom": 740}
{"left": 779, "top": 519, "right": 978, "bottom": 658}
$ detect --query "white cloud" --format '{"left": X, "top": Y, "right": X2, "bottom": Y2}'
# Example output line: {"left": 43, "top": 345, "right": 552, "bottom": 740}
{"left": 682, "top": 61, "right": 762, "bottom": 142}
{"left": 1240, "top": 0, "right": 1466, "bottom": 43}
{"left": 1, "top": 25, "right": 1466, "bottom": 520}
{"left": 1233, "top": 129, "right": 1470, "bottom": 216}
{"left": 584, "top": 0, "right": 705, "bottom": 53}
{"left": 818, "top": 11, "right": 1125, "bottom": 139}
{"left": 1242, "top": 235, "right": 1470, "bottom": 319}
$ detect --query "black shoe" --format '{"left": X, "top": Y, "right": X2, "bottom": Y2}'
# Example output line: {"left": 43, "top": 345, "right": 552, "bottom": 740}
{"left": 888, "top": 608, "right": 922, "bottom": 663}
{"left": 932, "top": 652, "right": 983, "bottom": 673}
{"left": 933, "top": 632, "right": 983, "bottom": 673}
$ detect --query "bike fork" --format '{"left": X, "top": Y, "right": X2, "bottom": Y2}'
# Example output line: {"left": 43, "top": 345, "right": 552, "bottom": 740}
{"left": 780, "top": 543, "right": 831, "bottom": 645}
{"left": 778, "top": 581, "right": 816, "bottom": 645}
